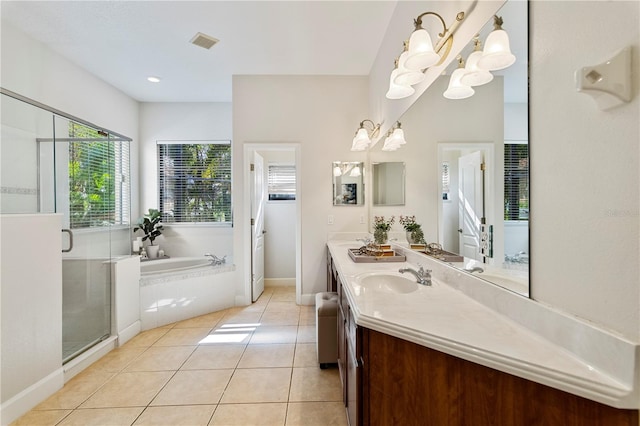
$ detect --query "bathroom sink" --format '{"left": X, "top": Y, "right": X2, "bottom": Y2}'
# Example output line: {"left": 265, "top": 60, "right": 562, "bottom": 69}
{"left": 356, "top": 272, "right": 420, "bottom": 294}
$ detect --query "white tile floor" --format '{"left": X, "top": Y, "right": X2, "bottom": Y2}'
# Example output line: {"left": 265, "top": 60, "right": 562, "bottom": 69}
{"left": 13, "top": 286, "right": 347, "bottom": 426}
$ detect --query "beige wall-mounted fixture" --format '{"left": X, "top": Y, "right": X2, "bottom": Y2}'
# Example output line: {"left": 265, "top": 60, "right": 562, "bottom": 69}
{"left": 351, "top": 119, "right": 381, "bottom": 151}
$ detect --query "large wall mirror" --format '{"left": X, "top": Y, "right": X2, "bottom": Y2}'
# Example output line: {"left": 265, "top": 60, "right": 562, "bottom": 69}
{"left": 373, "top": 162, "right": 405, "bottom": 206}
{"left": 333, "top": 161, "right": 365, "bottom": 206}
{"left": 369, "top": 0, "right": 529, "bottom": 296}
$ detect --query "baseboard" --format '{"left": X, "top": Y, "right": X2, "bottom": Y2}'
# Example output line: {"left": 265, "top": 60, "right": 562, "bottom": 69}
{"left": 265, "top": 278, "right": 295, "bottom": 288}
{"left": 63, "top": 336, "right": 117, "bottom": 383}
{"left": 300, "top": 293, "right": 316, "bottom": 306}
{"left": 117, "top": 321, "right": 141, "bottom": 347}
{"left": 0, "top": 368, "right": 64, "bottom": 425}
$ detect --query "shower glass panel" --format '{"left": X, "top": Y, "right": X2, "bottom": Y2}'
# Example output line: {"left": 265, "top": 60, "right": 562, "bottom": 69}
{"left": 1, "top": 90, "right": 131, "bottom": 364}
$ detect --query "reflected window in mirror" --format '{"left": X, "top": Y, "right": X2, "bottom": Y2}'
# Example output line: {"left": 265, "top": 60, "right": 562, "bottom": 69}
{"left": 333, "top": 162, "right": 364, "bottom": 206}
{"left": 373, "top": 162, "right": 405, "bottom": 206}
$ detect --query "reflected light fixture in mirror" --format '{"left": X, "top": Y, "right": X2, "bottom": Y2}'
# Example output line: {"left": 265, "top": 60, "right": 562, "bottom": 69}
{"left": 386, "top": 60, "right": 415, "bottom": 100}
{"left": 350, "top": 119, "right": 381, "bottom": 151}
{"left": 443, "top": 56, "right": 475, "bottom": 99}
{"left": 478, "top": 15, "right": 516, "bottom": 71}
{"left": 461, "top": 36, "right": 494, "bottom": 87}
{"left": 382, "top": 122, "right": 408, "bottom": 151}
{"left": 394, "top": 41, "right": 426, "bottom": 86}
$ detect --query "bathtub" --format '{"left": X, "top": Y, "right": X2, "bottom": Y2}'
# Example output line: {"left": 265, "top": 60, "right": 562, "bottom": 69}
{"left": 139, "top": 256, "right": 236, "bottom": 330}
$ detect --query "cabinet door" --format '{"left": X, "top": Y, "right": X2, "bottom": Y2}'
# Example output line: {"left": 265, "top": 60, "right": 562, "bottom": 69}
{"left": 337, "top": 300, "right": 347, "bottom": 404}
{"left": 346, "top": 307, "right": 361, "bottom": 426}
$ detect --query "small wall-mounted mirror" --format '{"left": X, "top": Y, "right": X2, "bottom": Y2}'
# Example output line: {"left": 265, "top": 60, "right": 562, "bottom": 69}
{"left": 333, "top": 161, "right": 364, "bottom": 206}
{"left": 373, "top": 162, "right": 405, "bottom": 206}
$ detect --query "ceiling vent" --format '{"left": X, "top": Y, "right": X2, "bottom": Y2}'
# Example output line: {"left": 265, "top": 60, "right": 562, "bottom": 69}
{"left": 190, "top": 32, "right": 219, "bottom": 50}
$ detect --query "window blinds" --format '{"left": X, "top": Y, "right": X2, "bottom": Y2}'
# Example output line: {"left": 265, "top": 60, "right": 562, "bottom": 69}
{"left": 268, "top": 164, "right": 296, "bottom": 201}
{"left": 158, "top": 141, "right": 232, "bottom": 223}
{"left": 504, "top": 143, "right": 529, "bottom": 220}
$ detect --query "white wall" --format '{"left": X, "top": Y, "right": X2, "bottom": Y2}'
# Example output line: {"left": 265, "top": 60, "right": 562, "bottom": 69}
{"left": 138, "top": 102, "right": 233, "bottom": 260}
{"left": 530, "top": 1, "right": 639, "bottom": 341}
{"left": 233, "top": 75, "right": 369, "bottom": 304}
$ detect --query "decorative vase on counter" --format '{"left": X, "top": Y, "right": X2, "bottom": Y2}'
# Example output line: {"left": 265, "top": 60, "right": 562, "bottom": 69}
{"left": 146, "top": 245, "right": 160, "bottom": 259}
{"left": 406, "top": 227, "right": 425, "bottom": 245}
{"left": 374, "top": 228, "right": 388, "bottom": 245}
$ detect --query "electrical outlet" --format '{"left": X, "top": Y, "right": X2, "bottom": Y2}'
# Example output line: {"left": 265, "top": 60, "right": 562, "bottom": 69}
{"left": 328, "top": 215, "right": 334, "bottom": 225}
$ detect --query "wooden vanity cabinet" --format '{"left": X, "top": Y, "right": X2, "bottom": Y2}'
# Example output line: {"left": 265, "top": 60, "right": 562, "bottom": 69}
{"left": 328, "top": 250, "right": 639, "bottom": 425}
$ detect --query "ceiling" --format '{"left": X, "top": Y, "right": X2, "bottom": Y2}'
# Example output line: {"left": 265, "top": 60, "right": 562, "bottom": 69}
{"left": 1, "top": 1, "right": 527, "bottom": 104}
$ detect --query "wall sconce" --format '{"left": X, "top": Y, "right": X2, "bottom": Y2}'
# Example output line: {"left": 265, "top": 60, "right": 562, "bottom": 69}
{"left": 382, "top": 122, "right": 407, "bottom": 151}
{"left": 351, "top": 119, "right": 381, "bottom": 151}
{"left": 386, "top": 10, "right": 465, "bottom": 100}
{"left": 477, "top": 15, "right": 516, "bottom": 71}
{"left": 443, "top": 56, "right": 474, "bottom": 100}
{"left": 461, "top": 36, "right": 494, "bottom": 87}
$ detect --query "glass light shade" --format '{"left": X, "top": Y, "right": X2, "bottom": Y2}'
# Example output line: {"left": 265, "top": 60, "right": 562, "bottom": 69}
{"left": 351, "top": 128, "right": 370, "bottom": 151}
{"left": 443, "top": 68, "right": 475, "bottom": 100}
{"left": 394, "top": 51, "right": 426, "bottom": 86}
{"left": 460, "top": 50, "right": 494, "bottom": 86}
{"left": 349, "top": 166, "right": 361, "bottom": 177}
{"left": 389, "top": 128, "right": 407, "bottom": 145}
{"left": 333, "top": 166, "right": 342, "bottom": 176}
{"left": 386, "top": 69, "right": 415, "bottom": 100}
{"left": 477, "top": 29, "right": 516, "bottom": 71}
{"left": 405, "top": 29, "right": 440, "bottom": 71}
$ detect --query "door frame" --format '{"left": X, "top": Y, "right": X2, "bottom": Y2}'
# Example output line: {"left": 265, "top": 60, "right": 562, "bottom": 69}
{"left": 243, "top": 143, "right": 302, "bottom": 304}
{"left": 437, "top": 142, "right": 495, "bottom": 260}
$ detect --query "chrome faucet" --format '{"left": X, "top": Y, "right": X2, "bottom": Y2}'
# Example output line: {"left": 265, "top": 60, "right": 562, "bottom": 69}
{"left": 463, "top": 266, "right": 484, "bottom": 274}
{"left": 399, "top": 266, "right": 432, "bottom": 286}
{"left": 205, "top": 253, "right": 226, "bottom": 265}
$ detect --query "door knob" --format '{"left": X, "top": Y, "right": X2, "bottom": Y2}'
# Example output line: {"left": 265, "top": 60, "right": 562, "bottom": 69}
{"left": 457, "top": 228, "right": 463, "bottom": 233}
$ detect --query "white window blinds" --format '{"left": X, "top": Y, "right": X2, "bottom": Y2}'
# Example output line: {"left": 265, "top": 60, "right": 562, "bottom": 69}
{"left": 68, "top": 122, "right": 130, "bottom": 228}
{"left": 158, "top": 141, "right": 232, "bottom": 224}
{"left": 268, "top": 164, "right": 296, "bottom": 201}
{"left": 504, "top": 142, "right": 529, "bottom": 220}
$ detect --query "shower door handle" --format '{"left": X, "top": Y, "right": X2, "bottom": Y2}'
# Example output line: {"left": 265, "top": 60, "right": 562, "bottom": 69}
{"left": 62, "top": 229, "right": 74, "bottom": 253}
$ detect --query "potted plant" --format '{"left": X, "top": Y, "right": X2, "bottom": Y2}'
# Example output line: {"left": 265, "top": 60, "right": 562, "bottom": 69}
{"left": 400, "top": 215, "right": 425, "bottom": 245}
{"left": 134, "top": 208, "right": 163, "bottom": 258}
{"left": 373, "top": 216, "right": 395, "bottom": 245}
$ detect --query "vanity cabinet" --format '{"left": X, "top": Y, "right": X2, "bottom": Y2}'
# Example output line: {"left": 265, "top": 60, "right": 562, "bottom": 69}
{"left": 328, "top": 250, "right": 639, "bottom": 426}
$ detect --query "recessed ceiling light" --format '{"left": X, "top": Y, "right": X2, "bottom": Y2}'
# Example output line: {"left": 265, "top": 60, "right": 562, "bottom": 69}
{"left": 147, "top": 76, "right": 161, "bottom": 83}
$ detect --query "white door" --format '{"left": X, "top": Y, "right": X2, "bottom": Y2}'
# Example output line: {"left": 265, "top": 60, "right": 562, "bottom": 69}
{"left": 458, "top": 151, "right": 484, "bottom": 261}
{"left": 250, "top": 152, "right": 266, "bottom": 302}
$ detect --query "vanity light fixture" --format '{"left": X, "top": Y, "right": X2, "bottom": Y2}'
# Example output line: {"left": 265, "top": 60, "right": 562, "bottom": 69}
{"left": 386, "top": 10, "right": 465, "bottom": 100}
{"left": 349, "top": 165, "right": 362, "bottom": 177}
{"left": 461, "top": 36, "right": 494, "bottom": 87}
{"left": 405, "top": 11, "right": 464, "bottom": 70}
{"left": 333, "top": 165, "right": 343, "bottom": 177}
{"left": 477, "top": 15, "right": 516, "bottom": 71}
{"left": 351, "top": 119, "right": 381, "bottom": 151}
{"left": 443, "top": 56, "right": 475, "bottom": 100}
{"left": 382, "top": 122, "right": 407, "bottom": 151}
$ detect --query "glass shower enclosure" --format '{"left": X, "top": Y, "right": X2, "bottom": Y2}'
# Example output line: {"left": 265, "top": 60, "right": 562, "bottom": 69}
{"left": 1, "top": 89, "right": 132, "bottom": 363}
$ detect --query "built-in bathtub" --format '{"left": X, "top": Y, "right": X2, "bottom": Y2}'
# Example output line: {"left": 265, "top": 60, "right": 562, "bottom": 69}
{"left": 139, "top": 256, "right": 235, "bottom": 330}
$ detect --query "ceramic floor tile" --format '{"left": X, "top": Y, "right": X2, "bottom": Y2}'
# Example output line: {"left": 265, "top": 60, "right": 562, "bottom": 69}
{"left": 80, "top": 371, "right": 173, "bottom": 408}
{"left": 122, "top": 328, "right": 170, "bottom": 348}
{"left": 219, "top": 310, "right": 263, "bottom": 326}
{"left": 173, "top": 311, "right": 225, "bottom": 329}
{"left": 221, "top": 368, "right": 292, "bottom": 403}
{"left": 296, "top": 325, "right": 316, "bottom": 343}
{"left": 298, "top": 308, "right": 316, "bottom": 326}
{"left": 289, "top": 367, "right": 342, "bottom": 402}
{"left": 293, "top": 343, "right": 318, "bottom": 368}
{"left": 57, "top": 407, "right": 144, "bottom": 425}
{"left": 237, "top": 344, "right": 295, "bottom": 368}
{"left": 264, "top": 301, "right": 300, "bottom": 314}
{"left": 34, "top": 370, "right": 115, "bottom": 410}
{"left": 260, "top": 310, "right": 300, "bottom": 326}
{"left": 151, "top": 369, "right": 233, "bottom": 406}
{"left": 269, "top": 290, "right": 297, "bottom": 302}
{"left": 285, "top": 402, "right": 348, "bottom": 426}
{"left": 210, "top": 403, "right": 287, "bottom": 425}
{"left": 153, "top": 327, "right": 212, "bottom": 346}
{"left": 85, "top": 346, "right": 148, "bottom": 373}
{"left": 201, "top": 324, "right": 255, "bottom": 345}
{"left": 134, "top": 405, "right": 216, "bottom": 425}
{"left": 10, "top": 409, "right": 71, "bottom": 425}
{"left": 249, "top": 326, "right": 298, "bottom": 344}
{"left": 125, "top": 346, "right": 196, "bottom": 372}
{"left": 181, "top": 345, "right": 246, "bottom": 370}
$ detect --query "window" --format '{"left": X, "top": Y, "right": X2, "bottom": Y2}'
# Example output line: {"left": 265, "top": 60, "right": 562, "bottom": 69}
{"left": 504, "top": 142, "right": 529, "bottom": 220}
{"left": 268, "top": 163, "right": 296, "bottom": 201}
{"left": 158, "top": 141, "right": 232, "bottom": 224}
{"left": 68, "top": 122, "right": 130, "bottom": 228}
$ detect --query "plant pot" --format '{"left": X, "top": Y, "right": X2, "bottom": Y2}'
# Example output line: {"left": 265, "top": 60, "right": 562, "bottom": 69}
{"left": 373, "top": 228, "right": 388, "bottom": 245}
{"left": 146, "top": 245, "right": 160, "bottom": 259}
{"left": 406, "top": 227, "right": 425, "bottom": 245}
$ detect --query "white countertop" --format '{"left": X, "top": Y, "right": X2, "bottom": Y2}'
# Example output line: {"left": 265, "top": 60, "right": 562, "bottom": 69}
{"left": 327, "top": 240, "right": 639, "bottom": 409}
